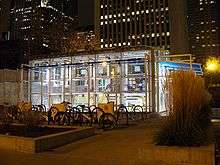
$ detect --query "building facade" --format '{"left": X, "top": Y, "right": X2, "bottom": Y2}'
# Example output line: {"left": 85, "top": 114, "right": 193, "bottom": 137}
{"left": 94, "top": 0, "right": 189, "bottom": 54}
{"left": 187, "top": 0, "right": 220, "bottom": 63}
{"left": 9, "top": 0, "right": 79, "bottom": 59}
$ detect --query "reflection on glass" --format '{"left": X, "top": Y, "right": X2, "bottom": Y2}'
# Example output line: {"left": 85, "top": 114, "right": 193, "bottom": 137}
{"left": 73, "top": 80, "right": 88, "bottom": 92}
{"left": 97, "top": 65, "right": 107, "bottom": 76}
{"left": 126, "top": 78, "right": 145, "bottom": 92}
{"left": 128, "top": 63, "right": 144, "bottom": 75}
{"left": 75, "top": 67, "right": 87, "bottom": 77}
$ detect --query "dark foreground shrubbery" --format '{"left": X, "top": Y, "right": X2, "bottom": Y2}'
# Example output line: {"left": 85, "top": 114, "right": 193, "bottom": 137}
{"left": 155, "top": 70, "right": 212, "bottom": 146}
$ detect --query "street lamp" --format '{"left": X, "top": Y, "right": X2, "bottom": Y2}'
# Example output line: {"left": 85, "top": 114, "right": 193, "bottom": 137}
{"left": 205, "top": 57, "right": 220, "bottom": 86}
{"left": 205, "top": 57, "right": 220, "bottom": 73}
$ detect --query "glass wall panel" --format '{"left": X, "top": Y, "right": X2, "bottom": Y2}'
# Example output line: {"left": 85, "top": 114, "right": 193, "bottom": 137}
{"left": 50, "top": 95, "right": 62, "bottom": 104}
{"left": 32, "top": 94, "right": 41, "bottom": 105}
{"left": 42, "top": 95, "right": 49, "bottom": 108}
{"left": 31, "top": 64, "right": 41, "bottom": 94}
{"left": 72, "top": 94, "right": 88, "bottom": 106}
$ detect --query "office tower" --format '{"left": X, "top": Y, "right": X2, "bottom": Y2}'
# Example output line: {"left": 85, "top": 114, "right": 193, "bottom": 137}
{"left": 9, "top": 0, "right": 78, "bottom": 58}
{"left": 95, "top": 0, "right": 189, "bottom": 54}
{"left": 187, "top": 0, "right": 220, "bottom": 63}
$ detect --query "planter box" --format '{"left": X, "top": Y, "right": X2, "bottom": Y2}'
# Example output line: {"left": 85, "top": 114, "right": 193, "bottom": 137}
{"left": 141, "top": 144, "right": 215, "bottom": 165}
{"left": 0, "top": 126, "right": 95, "bottom": 153}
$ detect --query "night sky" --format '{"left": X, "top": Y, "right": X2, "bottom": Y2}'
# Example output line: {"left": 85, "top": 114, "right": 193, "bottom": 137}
{"left": 78, "top": 0, "right": 94, "bottom": 27}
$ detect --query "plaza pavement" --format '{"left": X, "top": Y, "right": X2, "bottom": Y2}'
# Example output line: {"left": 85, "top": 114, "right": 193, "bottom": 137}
{"left": 0, "top": 120, "right": 170, "bottom": 165}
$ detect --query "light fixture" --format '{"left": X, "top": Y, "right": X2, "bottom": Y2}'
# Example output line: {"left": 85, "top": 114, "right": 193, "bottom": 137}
{"left": 205, "top": 57, "right": 220, "bottom": 73}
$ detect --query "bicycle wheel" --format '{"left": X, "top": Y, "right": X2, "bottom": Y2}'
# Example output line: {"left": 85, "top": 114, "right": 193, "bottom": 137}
{"left": 54, "top": 112, "right": 69, "bottom": 126}
{"left": 99, "top": 113, "right": 117, "bottom": 130}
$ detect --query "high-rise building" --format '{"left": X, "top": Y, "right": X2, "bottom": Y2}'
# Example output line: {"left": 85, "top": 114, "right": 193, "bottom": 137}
{"left": 94, "top": 0, "right": 189, "bottom": 54}
{"left": 9, "top": 0, "right": 79, "bottom": 58}
{"left": 0, "top": 0, "right": 12, "bottom": 40}
{"left": 187, "top": 0, "right": 220, "bottom": 63}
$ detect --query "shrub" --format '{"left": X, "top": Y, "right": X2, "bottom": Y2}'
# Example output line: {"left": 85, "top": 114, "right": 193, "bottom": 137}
{"left": 0, "top": 106, "right": 13, "bottom": 131}
{"left": 155, "top": 70, "right": 212, "bottom": 146}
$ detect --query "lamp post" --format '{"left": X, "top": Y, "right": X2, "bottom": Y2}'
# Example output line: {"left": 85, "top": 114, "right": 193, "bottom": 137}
{"left": 205, "top": 57, "right": 220, "bottom": 86}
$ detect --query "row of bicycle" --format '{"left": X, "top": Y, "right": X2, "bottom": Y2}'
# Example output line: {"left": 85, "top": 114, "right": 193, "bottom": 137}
{"left": 4, "top": 101, "right": 150, "bottom": 129}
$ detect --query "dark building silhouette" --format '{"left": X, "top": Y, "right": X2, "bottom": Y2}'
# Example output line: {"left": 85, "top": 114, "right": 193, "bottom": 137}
{"left": 78, "top": 0, "right": 94, "bottom": 28}
{"left": 0, "top": 0, "right": 12, "bottom": 40}
{"left": 0, "top": 40, "right": 26, "bottom": 69}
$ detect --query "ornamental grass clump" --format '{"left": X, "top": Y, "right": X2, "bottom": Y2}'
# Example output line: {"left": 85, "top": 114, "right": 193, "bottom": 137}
{"left": 155, "top": 70, "right": 212, "bottom": 146}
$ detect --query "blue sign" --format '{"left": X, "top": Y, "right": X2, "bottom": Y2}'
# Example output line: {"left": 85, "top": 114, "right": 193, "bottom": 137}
{"left": 159, "top": 61, "right": 203, "bottom": 75}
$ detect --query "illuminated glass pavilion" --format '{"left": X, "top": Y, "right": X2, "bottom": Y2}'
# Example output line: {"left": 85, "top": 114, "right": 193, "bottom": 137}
{"left": 28, "top": 48, "right": 202, "bottom": 112}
